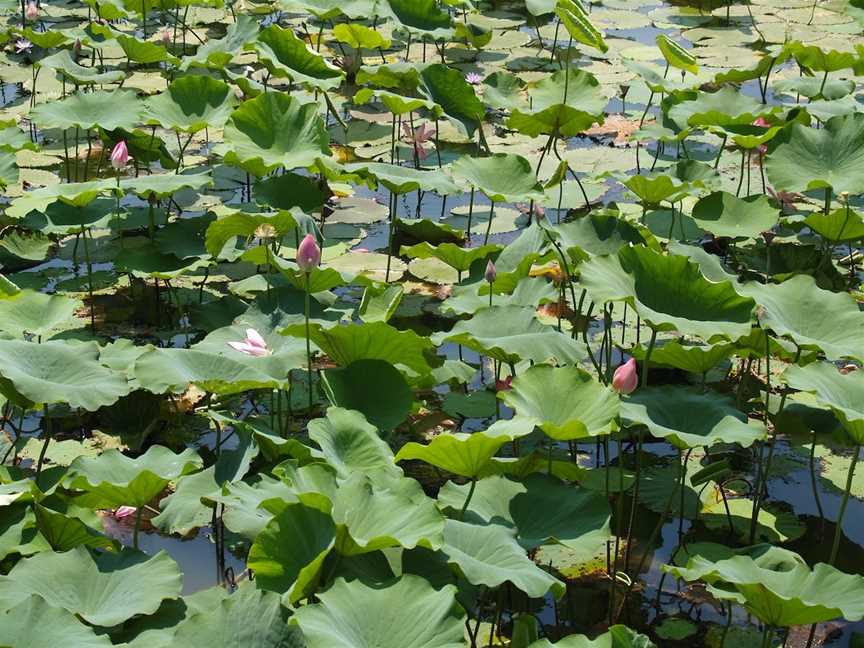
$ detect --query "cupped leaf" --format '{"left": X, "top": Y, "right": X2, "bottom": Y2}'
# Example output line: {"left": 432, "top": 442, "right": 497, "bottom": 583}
{"left": 784, "top": 361, "right": 864, "bottom": 444}
{"left": 556, "top": 0, "right": 608, "bottom": 53}
{"left": 321, "top": 359, "right": 413, "bottom": 431}
{"left": 0, "top": 595, "right": 113, "bottom": 647}
{"left": 0, "top": 289, "right": 83, "bottom": 338}
{"left": 144, "top": 75, "right": 237, "bottom": 133}
{"left": 452, "top": 154, "right": 544, "bottom": 203}
{"left": 30, "top": 90, "right": 142, "bottom": 131}
{"left": 690, "top": 191, "right": 780, "bottom": 240}
{"left": 527, "top": 625, "right": 657, "bottom": 647}
{"left": 656, "top": 34, "right": 698, "bottom": 74}
{"left": 254, "top": 24, "right": 343, "bottom": 90}
{"left": 419, "top": 64, "right": 484, "bottom": 137}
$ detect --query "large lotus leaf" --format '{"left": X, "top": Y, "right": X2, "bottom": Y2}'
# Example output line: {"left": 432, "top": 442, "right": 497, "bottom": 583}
{"left": 701, "top": 498, "right": 805, "bottom": 544}
{"left": 307, "top": 407, "right": 400, "bottom": 483}
{"left": 119, "top": 171, "right": 213, "bottom": 199}
{"left": 621, "top": 174, "right": 689, "bottom": 206}
{"left": 791, "top": 43, "right": 858, "bottom": 73}
{"left": 0, "top": 595, "right": 113, "bottom": 647}
{"left": 740, "top": 275, "right": 864, "bottom": 362}
{"left": 431, "top": 305, "right": 587, "bottom": 366}
{"left": 37, "top": 50, "right": 125, "bottom": 85}
{"left": 579, "top": 247, "right": 755, "bottom": 341}
{"left": 556, "top": 0, "right": 608, "bottom": 53}
{"left": 247, "top": 502, "right": 335, "bottom": 604}
{"left": 322, "top": 359, "right": 412, "bottom": 432}
{"left": 254, "top": 25, "right": 343, "bottom": 90}
{"left": 0, "top": 546, "right": 181, "bottom": 626}
{"left": 255, "top": 172, "right": 327, "bottom": 211}
{"left": 629, "top": 340, "right": 735, "bottom": 375}
{"left": 419, "top": 64, "right": 484, "bottom": 137}
{"left": 204, "top": 210, "right": 297, "bottom": 256}
{"left": 766, "top": 114, "right": 864, "bottom": 194}
{"left": 116, "top": 34, "right": 177, "bottom": 65}
{"left": 621, "top": 386, "right": 766, "bottom": 449}
{"left": 293, "top": 575, "right": 463, "bottom": 647}
{"left": 442, "top": 276, "right": 557, "bottom": 316}
{"left": 215, "top": 475, "right": 298, "bottom": 539}
{"left": 439, "top": 473, "right": 610, "bottom": 555}
{"left": 805, "top": 207, "right": 864, "bottom": 242}
{"left": 395, "top": 420, "right": 532, "bottom": 478}
{"left": 332, "top": 473, "right": 444, "bottom": 555}
{"left": 500, "top": 365, "right": 619, "bottom": 440}
{"left": 784, "top": 361, "right": 864, "bottom": 444}
{"left": 217, "top": 93, "right": 330, "bottom": 176}
{"left": 452, "top": 154, "right": 544, "bottom": 203}
{"left": 6, "top": 180, "right": 115, "bottom": 220}
{"left": 401, "top": 242, "right": 500, "bottom": 273}
{"left": 656, "top": 34, "right": 697, "bottom": 74}
{"left": 144, "top": 76, "right": 237, "bottom": 133}
{"left": 66, "top": 445, "right": 202, "bottom": 508}
{"left": 664, "top": 545, "right": 864, "bottom": 626}
{"left": 553, "top": 213, "right": 644, "bottom": 258}
{"left": 133, "top": 347, "right": 301, "bottom": 395}
{"left": 509, "top": 104, "right": 601, "bottom": 138}
{"left": 384, "top": 0, "right": 453, "bottom": 37}
{"left": 527, "top": 625, "right": 656, "bottom": 647}
{"left": 442, "top": 519, "right": 564, "bottom": 598}
{"left": 282, "top": 320, "right": 441, "bottom": 375}
{"left": 151, "top": 467, "right": 219, "bottom": 536}
{"left": 30, "top": 90, "right": 142, "bottom": 131}
{"left": 0, "top": 340, "right": 129, "bottom": 411}
{"left": 346, "top": 162, "right": 459, "bottom": 195}
{"left": 668, "top": 87, "right": 769, "bottom": 130}
{"left": 690, "top": 191, "right": 780, "bottom": 240}
{"left": 527, "top": 68, "right": 605, "bottom": 115}
{"left": 0, "top": 289, "right": 83, "bottom": 338}
{"left": 181, "top": 15, "right": 259, "bottom": 69}
{"left": 332, "top": 22, "right": 391, "bottom": 49}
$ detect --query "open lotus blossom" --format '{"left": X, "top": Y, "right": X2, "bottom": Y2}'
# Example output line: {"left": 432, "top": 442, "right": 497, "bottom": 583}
{"left": 484, "top": 259, "right": 497, "bottom": 284}
{"left": 25, "top": 1, "right": 37, "bottom": 21}
{"left": 228, "top": 328, "right": 270, "bottom": 356}
{"left": 296, "top": 233, "right": 321, "bottom": 273}
{"left": 465, "top": 72, "right": 483, "bottom": 85}
{"left": 612, "top": 357, "right": 638, "bottom": 394}
{"left": 14, "top": 38, "right": 32, "bottom": 54}
{"left": 112, "top": 506, "right": 138, "bottom": 519}
{"left": 401, "top": 122, "right": 433, "bottom": 161}
{"left": 110, "top": 140, "right": 129, "bottom": 170}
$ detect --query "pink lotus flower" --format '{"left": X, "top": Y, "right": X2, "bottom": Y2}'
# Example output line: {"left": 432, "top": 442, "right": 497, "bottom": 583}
{"left": 485, "top": 259, "right": 497, "bottom": 283}
{"left": 109, "top": 140, "right": 129, "bottom": 170}
{"left": 753, "top": 117, "right": 770, "bottom": 155}
{"left": 296, "top": 233, "right": 321, "bottom": 273}
{"left": 228, "top": 328, "right": 270, "bottom": 357}
{"left": 466, "top": 72, "right": 483, "bottom": 85}
{"left": 14, "top": 38, "right": 32, "bottom": 54}
{"left": 159, "top": 29, "right": 171, "bottom": 46}
{"left": 766, "top": 186, "right": 801, "bottom": 213}
{"left": 612, "top": 357, "right": 638, "bottom": 394}
{"left": 25, "top": 1, "right": 37, "bottom": 21}
{"left": 112, "top": 506, "right": 138, "bottom": 519}
{"left": 401, "top": 122, "right": 433, "bottom": 161}
{"left": 495, "top": 376, "right": 513, "bottom": 391}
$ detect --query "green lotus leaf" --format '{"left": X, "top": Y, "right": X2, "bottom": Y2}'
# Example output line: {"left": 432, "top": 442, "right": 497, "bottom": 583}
{"left": 150, "top": 466, "right": 219, "bottom": 536}
{"left": 527, "top": 625, "right": 657, "bottom": 647}
{"left": 629, "top": 339, "right": 734, "bottom": 375}
{"left": 217, "top": 93, "right": 331, "bottom": 176}
{"left": 346, "top": 162, "right": 459, "bottom": 195}
{"left": 442, "top": 519, "right": 564, "bottom": 598}
{"left": 358, "top": 283, "right": 403, "bottom": 323}
{"left": 639, "top": 462, "right": 713, "bottom": 520}
{"left": 354, "top": 87, "right": 439, "bottom": 116}
{"left": 292, "top": 575, "right": 464, "bottom": 648}
{"left": 355, "top": 62, "right": 421, "bottom": 93}
{"left": 664, "top": 544, "right": 864, "bottom": 626}
{"left": 332, "top": 22, "right": 391, "bottom": 50}
{"left": 396, "top": 217, "right": 464, "bottom": 244}
{"left": 180, "top": 15, "right": 259, "bottom": 70}
{"left": 204, "top": 210, "right": 297, "bottom": 256}
{"left": 701, "top": 498, "right": 804, "bottom": 544}
{"left": 621, "top": 386, "right": 766, "bottom": 449}
{"left": 741, "top": 274, "right": 864, "bottom": 362}
{"left": 774, "top": 76, "right": 855, "bottom": 101}
{"left": 791, "top": 43, "right": 858, "bottom": 73}
{"left": 401, "top": 241, "right": 499, "bottom": 272}
{"left": 253, "top": 24, "right": 343, "bottom": 90}
{"left": 119, "top": 171, "right": 213, "bottom": 199}
{"left": 116, "top": 34, "right": 177, "bottom": 65}
{"left": 656, "top": 34, "right": 697, "bottom": 74}
{"left": 322, "top": 359, "right": 412, "bottom": 431}
{"left": 553, "top": 212, "right": 644, "bottom": 258}
{"left": 0, "top": 340, "right": 129, "bottom": 411}
{"left": 508, "top": 103, "right": 599, "bottom": 138}
{"left": 624, "top": 60, "right": 687, "bottom": 94}
{"left": 442, "top": 276, "right": 557, "bottom": 316}
{"left": 432, "top": 305, "right": 587, "bottom": 365}
{"left": 214, "top": 475, "right": 299, "bottom": 539}
{"left": 144, "top": 76, "right": 237, "bottom": 133}
{"left": 37, "top": 50, "right": 125, "bottom": 85}
{"left": 66, "top": 445, "right": 202, "bottom": 508}
{"left": 255, "top": 172, "right": 327, "bottom": 211}
{"left": 481, "top": 71, "right": 528, "bottom": 111}
{"left": 384, "top": 0, "right": 453, "bottom": 38}
{"left": 622, "top": 174, "right": 689, "bottom": 206}
{"left": 0, "top": 546, "right": 182, "bottom": 626}
{"left": 556, "top": 0, "right": 608, "bottom": 53}
{"left": 784, "top": 361, "right": 864, "bottom": 444}
{"left": 6, "top": 180, "right": 112, "bottom": 220}
{"left": 114, "top": 245, "right": 210, "bottom": 280}
{"left": 0, "top": 289, "right": 83, "bottom": 338}
{"left": 805, "top": 206, "right": 864, "bottom": 242}
{"left": 279, "top": 0, "right": 343, "bottom": 19}
{"left": 690, "top": 191, "right": 780, "bottom": 240}
{"left": 419, "top": 64, "right": 484, "bottom": 137}
{"left": 766, "top": 114, "right": 864, "bottom": 194}
{"left": 500, "top": 365, "right": 619, "bottom": 440}
{"left": 30, "top": 90, "right": 142, "bottom": 131}
{"left": 0, "top": 595, "right": 113, "bottom": 647}
{"left": 668, "top": 87, "right": 769, "bottom": 130}
{"left": 33, "top": 504, "right": 116, "bottom": 552}
{"left": 579, "top": 246, "right": 756, "bottom": 341}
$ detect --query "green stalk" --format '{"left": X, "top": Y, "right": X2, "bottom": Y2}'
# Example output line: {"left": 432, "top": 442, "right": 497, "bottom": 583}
{"left": 304, "top": 272, "right": 313, "bottom": 411}
{"left": 829, "top": 445, "right": 860, "bottom": 565}
{"left": 459, "top": 478, "right": 477, "bottom": 521}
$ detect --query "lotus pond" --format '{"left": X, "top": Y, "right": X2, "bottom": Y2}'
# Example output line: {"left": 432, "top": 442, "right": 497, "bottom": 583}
{"left": 2, "top": 0, "right": 864, "bottom": 646}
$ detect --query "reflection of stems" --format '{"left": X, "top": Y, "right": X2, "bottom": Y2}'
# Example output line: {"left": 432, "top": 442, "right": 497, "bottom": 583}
{"left": 304, "top": 272, "right": 313, "bottom": 411}
{"left": 809, "top": 431, "right": 826, "bottom": 538}
{"left": 466, "top": 188, "right": 475, "bottom": 239}
{"left": 35, "top": 405, "right": 51, "bottom": 481}
{"left": 829, "top": 445, "right": 860, "bottom": 565}
{"left": 459, "top": 478, "right": 477, "bottom": 520}
{"left": 720, "top": 602, "right": 734, "bottom": 647}
{"left": 81, "top": 226, "right": 95, "bottom": 332}
{"left": 133, "top": 506, "right": 143, "bottom": 549}
{"left": 483, "top": 200, "right": 496, "bottom": 245}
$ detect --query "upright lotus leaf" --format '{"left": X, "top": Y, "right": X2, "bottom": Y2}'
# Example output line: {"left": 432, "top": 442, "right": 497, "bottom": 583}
{"left": 432, "top": 305, "right": 587, "bottom": 366}
{"left": 791, "top": 43, "right": 858, "bottom": 73}
{"left": 358, "top": 284, "right": 404, "bottom": 323}
{"left": 668, "top": 87, "right": 769, "bottom": 130}
{"left": 527, "top": 625, "right": 657, "bottom": 647}
{"left": 442, "top": 519, "right": 564, "bottom": 598}
{"left": 500, "top": 365, "right": 619, "bottom": 441}
{"left": 30, "top": 90, "right": 142, "bottom": 131}
{"left": 451, "top": 154, "right": 544, "bottom": 203}
{"left": 282, "top": 320, "right": 442, "bottom": 375}
{"left": 331, "top": 473, "right": 444, "bottom": 554}
{"left": 401, "top": 242, "right": 500, "bottom": 273}
{"left": 292, "top": 575, "right": 464, "bottom": 648}
{"left": 217, "top": 93, "right": 331, "bottom": 176}
{"left": 384, "top": 0, "right": 453, "bottom": 39}
{"left": 740, "top": 274, "right": 864, "bottom": 362}
{"left": 622, "top": 174, "right": 689, "bottom": 207}
{"left": 629, "top": 340, "right": 734, "bottom": 375}
{"left": 508, "top": 69, "right": 604, "bottom": 137}
{"left": 33, "top": 504, "right": 116, "bottom": 552}
{"left": 419, "top": 64, "right": 484, "bottom": 138}
{"left": 621, "top": 387, "right": 766, "bottom": 449}
{"left": 579, "top": 247, "right": 756, "bottom": 341}
{"left": 556, "top": 0, "right": 608, "bottom": 53}
{"left": 805, "top": 207, "right": 864, "bottom": 242}
{"left": 664, "top": 545, "right": 864, "bottom": 627}
{"left": 119, "top": 172, "right": 213, "bottom": 199}
{"left": 784, "top": 362, "right": 864, "bottom": 444}
{"left": 247, "top": 502, "right": 336, "bottom": 603}
{"left": 395, "top": 421, "right": 532, "bottom": 478}
{"left": 204, "top": 210, "right": 297, "bottom": 256}
{"left": 690, "top": 192, "right": 780, "bottom": 240}
{"left": 0, "top": 546, "right": 182, "bottom": 626}
{"left": 332, "top": 22, "right": 391, "bottom": 50}
{"left": 553, "top": 213, "right": 644, "bottom": 259}
{"left": 0, "top": 340, "right": 130, "bottom": 411}
{"left": 37, "top": 50, "right": 125, "bottom": 85}
{"left": 322, "top": 359, "right": 413, "bottom": 431}
{"left": 116, "top": 35, "right": 177, "bottom": 65}
{"left": 345, "top": 162, "right": 460, "bottom": 195}
{"left": 766, "top": 114, "right": 864, "bottom": 194}
{"left": 0, "top": 289, "right": 83, "bottom": 338}
{"left": 151, "top": 467, "right": 220, "bottom": 536}
{"left": 656, "top": 34, "right": 698, "bottom": 74}
{"left": 253, "top": 25, "right": 343, "bottom": 90}
{"left": 144, "top": 76, "right": 237, "bottom": 133}
{"left": 0, "top": 595, "right": 113, "bottom": 647}
{"left": 66, "top": 445, "right": 202, "bottom": 508}
{"left": 354, "top": 87, "right": 439, "bottom": 116}
{"left": 213, "top": 475, "right": 300, "bottom": 539}
{"left": 181, "top": 15, "right": 259, "bottom": 69}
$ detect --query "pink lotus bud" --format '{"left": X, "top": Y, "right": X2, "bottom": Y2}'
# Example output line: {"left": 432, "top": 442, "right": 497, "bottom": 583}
{"left": 227, "top": 328, "right": 270, "bottom": 357}
{"left": 160, "top": 29, "right": 171, "bottom": 46}
{"left": 112, "top": 506, "right": 137, "bottom": 519}
{"left": 296, "top": 233, "right": 321, "bottom": 273}
{"left": 109, "top": 140, "right": 129, "bottom": 170}
{"left": 612, "top": 357, "right": 638, "bottom": 394}
{"left": 25, "top": 1, "right": 37, "bottom": 21}
{"left": 73, "top": 38, "right": 82, "bottom": 57}
{"left": 485, "top": 259, "right": 497, "bottom": 283}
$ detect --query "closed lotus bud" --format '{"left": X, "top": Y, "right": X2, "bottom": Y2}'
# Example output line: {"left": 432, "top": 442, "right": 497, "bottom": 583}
{"left": 25, "top": 1, "right": 37, "bottom": 21}
{"left": 73, "top": 38, "right": 82, "bottom": 57}
{"left": 485, "top": 259, "right": 497, "bottom": 284}
{"left": 296, "top": 233, "right": 321, "bottom": 273}
{"left": 612, "top": 357, "right": 638, "bottom": 395}
{"left": 109, "top": 140, "right": 129, "bottom": 170}
{"left": 160, "top": 29, "right": 171, "bottom": 46}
